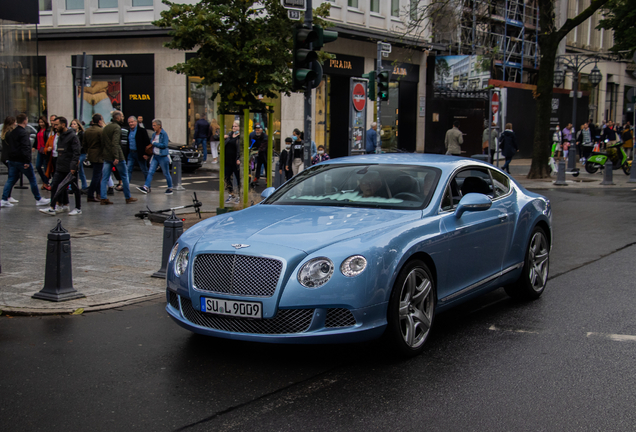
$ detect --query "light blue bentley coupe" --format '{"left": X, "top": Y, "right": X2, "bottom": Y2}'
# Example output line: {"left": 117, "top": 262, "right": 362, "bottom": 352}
{"left": 166, "top": 154, "right": 551, "bottom": 356}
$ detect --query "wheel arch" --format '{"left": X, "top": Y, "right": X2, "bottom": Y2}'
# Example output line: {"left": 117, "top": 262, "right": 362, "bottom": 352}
{"left": 534, "top": 219, "right": 552, "bottom": 248}
{"left": 396, "top": 252, "right": 438, "bottom": 297}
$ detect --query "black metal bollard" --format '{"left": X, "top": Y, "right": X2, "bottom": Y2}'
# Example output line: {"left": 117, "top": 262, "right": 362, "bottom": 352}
{"left": 152, "top": 210, "right": 184, "bottom": 278}
{"left": 32, "top": 220, "right": 85, "bottom": 302}
{"left": 554, "top": 160, "right": 568, "bottom": 186}
{"left": 600, "top": 161, "right": 615, "bottom": 185}
{"left": 567, "top": 145, "right": 577, "bottom": 171}
{"left": 172, "top": 153, "right": 185, "bottom": 191}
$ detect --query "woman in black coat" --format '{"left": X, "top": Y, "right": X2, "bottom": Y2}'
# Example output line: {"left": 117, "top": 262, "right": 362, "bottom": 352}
{"left": 499, "top": 123, "right": 518, "bottom": 174}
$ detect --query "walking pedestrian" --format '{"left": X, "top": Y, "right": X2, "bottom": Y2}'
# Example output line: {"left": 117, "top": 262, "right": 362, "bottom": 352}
{"left": 137, "top": 116, "right": 145, "bottom": 129}
{"left": 39, "top": 116, "right": 82, "bottom": 216}
{"left": 366, "top": 122, "right": 378, "bottom": 154}
{"left": 1, "top": 113, "right": 51, "bottom": 208}
{"left": 577, "top": 123, "right": 593, "bottom": 163}
{"left": 84, "top": 114, "right": 105, "bottom": 203}
{"left": 278, "top": 137, "right": 293, "bottom": 181}
{"left": 482, "top": 122, "right": 498, "bottom": 163}
{"left": 126, "top": 115, "right": 150, "bottom": 181}
{"left": 1, "top": 116, "right": 20, "bottom": 205}
{"left": 34, "top": 116, "right": 52, "bottom": 191}
{"left": 249, "top": 123, "right": 268, "bottom": 186}
{"left": 499, "top": 123, "right": 518, "bottom": 174}
{"left": 223, "top": 120, "right": 241, "bottom": 204}
{"left": 136, "top": 119, "right": 173, "bottom": 195}
{"left": 287, "top": 129, "right": 305, "bottom": 175}
{"left": 70, "top": 119, "right": 88, "bottom": 192}
{"left": 622, "top": 125, "right": 633, "bottom": 159}
{"left": 601, "top": 120, "right": 617, "bottom": 147}
{"left": 99, "top": 110, "right": 137, "bottom": 204}
{"left": 45, "top": 117, "right": 59, "bottom": 182}
{"left": 444, "top": 121, "right": 463, "bottom": 156}
{"left": 194, "top": 113, "right": 210, "bottom": 163}
{"left": 208, "top": 118, "right": 220, "bottom": 163}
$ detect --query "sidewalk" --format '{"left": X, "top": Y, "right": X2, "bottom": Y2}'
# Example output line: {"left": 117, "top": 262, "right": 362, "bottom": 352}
{"left": 1, "top": 158, "right": 633, "bottom": 316}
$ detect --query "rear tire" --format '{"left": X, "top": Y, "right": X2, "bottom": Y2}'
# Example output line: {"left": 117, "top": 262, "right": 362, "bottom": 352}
{"left": 384, "top": 260, "right": 435, "bottom": 357}
{"left": 585, "top": 161, "right": 598, "bottom": 174}
{"left": 505, "top": 227, "right": 549, "bottom": 301}
{"left": 622, "top": 163, "right": 631, "bottom": 176}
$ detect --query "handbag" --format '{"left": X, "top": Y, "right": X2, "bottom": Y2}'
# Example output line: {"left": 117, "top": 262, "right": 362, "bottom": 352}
{"left": 145, "top": 143, "right": 153, "bottom": 156}
{"left": 482, "top": 140, "right": 489, "bottom": 150}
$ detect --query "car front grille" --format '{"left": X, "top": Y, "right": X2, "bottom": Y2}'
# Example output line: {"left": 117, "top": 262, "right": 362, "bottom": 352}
{"left": 325, "top": 308, "right": 357, "bottom": 328}
{"left": 182, "top": 151, "right": 201, "bottom": 159}
{"left": 180, "top": 299, "right": 314, "bottom": 334}
{"left": 193, "top": 253, "right": 283, "bottom": 297}
{"left": 168, "top": 290, "right": 179, "bottom": 309}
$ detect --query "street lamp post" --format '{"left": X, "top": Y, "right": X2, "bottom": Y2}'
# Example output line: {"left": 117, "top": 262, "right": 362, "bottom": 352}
{"left": 554, "top": 55, "right": 602, "bottom": 170}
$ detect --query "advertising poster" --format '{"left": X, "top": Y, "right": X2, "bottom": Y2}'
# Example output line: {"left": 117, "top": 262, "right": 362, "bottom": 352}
{"left": 434, "top": 55, "right": 491, "bottom": 91}
{"left": 76, "top": 79, "right": 121, "bottom": 125}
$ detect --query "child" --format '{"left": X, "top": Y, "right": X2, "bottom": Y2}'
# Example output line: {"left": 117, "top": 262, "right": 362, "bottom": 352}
{"left": 312, "top": 145, "right": 330, "bottom": 165}
{"left": 278, "top": 137, "right": 293, "bottom": 181}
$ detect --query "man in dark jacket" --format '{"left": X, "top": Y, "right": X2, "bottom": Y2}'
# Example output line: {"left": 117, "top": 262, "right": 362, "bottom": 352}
{"left": 39, "top": 116, "right": 81, "bottom": 215}
{"left": 126, "top": 115, "right": 150, "bottom": 181}
{"left": 1, "top": 114, "right": 51, "bottom": 208}
{"left": 499, "top": 123, "right": 518, "bottom": 174}
{"left": 84, "top": 114, "right": 105, "bottom": 202}
{"left": 249, "top": 124, "right": 268, "bottom": 186}
{"left": 99, "top": 110, "right": 137, "bottom": 205}
{"left": 194, "top": 114, "right": 210, "bottom": 162}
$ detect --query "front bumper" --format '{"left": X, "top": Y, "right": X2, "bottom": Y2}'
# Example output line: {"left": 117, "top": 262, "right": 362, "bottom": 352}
{"left": 166, "top": 289, "right": 388, "bottom": 344}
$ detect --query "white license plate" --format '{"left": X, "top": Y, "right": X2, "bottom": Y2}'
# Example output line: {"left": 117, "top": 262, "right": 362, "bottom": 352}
{"left": 188, "top": 158, "right": 199, "bottom": 163}
{"left": 200, "top": 297, "right": 262, "bottom": 319}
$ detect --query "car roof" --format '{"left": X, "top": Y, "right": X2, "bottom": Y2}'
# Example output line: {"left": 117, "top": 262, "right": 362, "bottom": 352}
{"left": 319, "top": 153, "right": 496, "bottom": 174}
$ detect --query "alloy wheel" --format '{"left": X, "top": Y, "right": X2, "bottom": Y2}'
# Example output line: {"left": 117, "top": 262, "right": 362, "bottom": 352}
{"left": 398, "top": 268, "right": 434, "bottom": 349}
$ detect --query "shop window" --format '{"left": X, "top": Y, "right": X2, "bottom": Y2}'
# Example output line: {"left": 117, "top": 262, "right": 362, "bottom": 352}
{"left": 39, "top": 0, "right": 52, "bottom": 11}
{"left": 348, "top": 0, "right": 358, "bottom": 8}
{"left": 66, "top": 0, "right": 84, "bottom": 10}
{"left": 315, "top": 76, "right": 330, "bottom": 154}
{"left": 391, "top": 0, "right": 399, "bottom": 17}
{"left": 98, "top": 0, "right": 118, "bottom": 8}
{"left": 370, "top": 0, "right": 380, "bottom": 13}
{"left": 132, "top": 0, "right": 153, "bottom": 6}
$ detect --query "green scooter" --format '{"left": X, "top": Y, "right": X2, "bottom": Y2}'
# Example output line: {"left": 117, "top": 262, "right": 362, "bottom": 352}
{"left": 585, "top": 141, "right": 631, "bottom": 175}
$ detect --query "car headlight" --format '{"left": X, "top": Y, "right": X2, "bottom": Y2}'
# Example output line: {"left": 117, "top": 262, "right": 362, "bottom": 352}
{"left": 174, "top": 247, "right": 190, "bottom": 277}
{"left": 341, "top": 255, "right": 367, "bottom": 277}
{"left": 169, "top": 242, "right": 179, "bottom": 262}
{"left": 298, "top": 257, "right": 334, "bottom": 288}
{"left": 169, "top": 149, "right": 179, "bottom": 155}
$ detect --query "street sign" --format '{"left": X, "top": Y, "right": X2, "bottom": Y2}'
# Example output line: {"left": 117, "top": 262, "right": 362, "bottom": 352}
{"left": 281, "top": 0, "right": 306, "bottom": 11}
{"left": 352, "top": 82, "right": 366, "bottom": 111}
{"left": 379, "top": 42, "right": 392, "bottom": 53}
{"left": 288, "top": 10, "right": 301, "bottom": 19}
{"left": 491, "top": 92, "right": 499, "bottom": 114}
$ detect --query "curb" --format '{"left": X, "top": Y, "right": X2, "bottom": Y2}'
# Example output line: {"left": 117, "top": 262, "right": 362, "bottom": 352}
{"left": 0, "top": 293, "right": 165, "bottom": 316}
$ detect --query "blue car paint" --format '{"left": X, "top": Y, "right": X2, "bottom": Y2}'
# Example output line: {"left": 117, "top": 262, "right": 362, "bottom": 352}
{"left": 166, "top": 154, "right": 551, "bottom": 344}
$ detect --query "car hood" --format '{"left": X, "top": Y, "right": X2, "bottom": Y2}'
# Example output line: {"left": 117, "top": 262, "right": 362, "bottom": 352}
{"left": 194, "top": 205, "right": 419, "bottom": 254}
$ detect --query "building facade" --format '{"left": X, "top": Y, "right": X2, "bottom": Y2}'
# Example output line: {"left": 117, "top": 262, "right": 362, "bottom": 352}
{"left": 32, "top": 0, "right": 429, "bottom": 156}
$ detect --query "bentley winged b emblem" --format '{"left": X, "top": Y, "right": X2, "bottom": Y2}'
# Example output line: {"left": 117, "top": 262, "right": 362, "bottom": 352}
{"left": 231, "top": 244, "right": 250, "bottom": 249}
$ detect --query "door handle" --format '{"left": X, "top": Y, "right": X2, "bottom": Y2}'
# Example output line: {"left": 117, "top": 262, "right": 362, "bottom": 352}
{"left": 498, "top": 214, "right": 508, "bottom": 221}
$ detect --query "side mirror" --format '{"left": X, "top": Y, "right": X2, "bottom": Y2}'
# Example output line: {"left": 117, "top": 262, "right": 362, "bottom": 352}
{"left": 455, "top": 193, "right": 492, "bottom": 218}
{"left": 261, "top": 187, "right": 276, "bottom": 199}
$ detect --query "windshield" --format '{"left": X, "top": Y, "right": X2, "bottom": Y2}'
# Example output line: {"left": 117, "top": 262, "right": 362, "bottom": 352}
{"left": 263, "top": 164, "right": 441, "bottom": 210}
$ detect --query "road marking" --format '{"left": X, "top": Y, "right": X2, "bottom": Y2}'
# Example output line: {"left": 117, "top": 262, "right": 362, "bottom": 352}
{"left": 489, "top": 325, "right": 539, "bottom": 334}
{"left": 193, "top": 181, "right": 208, "bottom": 184}
{"left": 586, "top": 332, "right": 636, "bottom": 342}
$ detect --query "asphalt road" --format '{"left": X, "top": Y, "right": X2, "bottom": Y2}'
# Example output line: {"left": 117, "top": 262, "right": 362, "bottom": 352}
{"left": 2, "top": 187, "right": 636, "bottom": 431}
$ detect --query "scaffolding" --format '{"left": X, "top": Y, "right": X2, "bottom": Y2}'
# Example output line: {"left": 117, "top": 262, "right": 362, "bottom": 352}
{"left": 451, "top": 0, "right": 540, "bottom": 84}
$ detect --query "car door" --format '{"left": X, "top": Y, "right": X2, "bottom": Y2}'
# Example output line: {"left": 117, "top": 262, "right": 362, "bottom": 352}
{"left": 437, "top": 167, "right": 512, "bottom": 302}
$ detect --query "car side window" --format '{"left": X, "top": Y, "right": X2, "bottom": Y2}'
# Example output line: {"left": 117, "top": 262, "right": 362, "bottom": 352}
{"left": 455, "top": 168, "right": 493, "bottom": 198}
{"left": 441, "top": 185, "right": 453, "bottom": 211}
{"left": 490, "top": 169, "right": 511, "bottom": 198}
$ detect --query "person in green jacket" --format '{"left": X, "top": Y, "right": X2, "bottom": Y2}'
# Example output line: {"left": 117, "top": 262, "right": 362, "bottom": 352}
{"left": 99, "top": 110, "right": 137, "bottom": 205}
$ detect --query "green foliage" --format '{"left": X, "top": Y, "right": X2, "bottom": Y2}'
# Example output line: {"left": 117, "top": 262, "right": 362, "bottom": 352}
{"left": 154, "top": 0, "right": 331, "bottom": 113}
{"left": 598, "top": 0, "right": 636, "bottom": 56}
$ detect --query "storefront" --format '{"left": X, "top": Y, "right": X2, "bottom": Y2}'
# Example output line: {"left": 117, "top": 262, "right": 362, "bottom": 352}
{"left": 316, "top": 53, "right": 365, "bottom": 159}
{"left": 379, "top": 60, "right": 420, "bottom": 153}
{"left": 72, "top": 53, "right": 154, "bottom": 126}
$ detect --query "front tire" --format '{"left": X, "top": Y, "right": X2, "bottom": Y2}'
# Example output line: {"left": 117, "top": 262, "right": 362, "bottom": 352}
{"left": 622, "top": 162, "right": 631, "bottom": 176}
{"left": 384, "top": 260, "right": 435, "bottom": 357}
{"left": 585, "top": 161, "right": 598, "bottom": 174}
{"left": 505, "top": 227, "right": 549, "bottom": 301}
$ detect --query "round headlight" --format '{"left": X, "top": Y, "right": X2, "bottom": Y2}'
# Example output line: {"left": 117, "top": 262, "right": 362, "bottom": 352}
{"left": 174, "top": 247, "right": 189, "bottom": 277}
{"left": 169, "top": 242, "right": 179, "bottom": 263}
{"left": 298, "top": 257, "right": 334, "bottom": 288}
{"left": 341, "top": 255, "right": 367, "bottom": 277}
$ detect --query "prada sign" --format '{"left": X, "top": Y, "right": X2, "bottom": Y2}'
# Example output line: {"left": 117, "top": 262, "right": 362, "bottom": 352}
{"left": 381, "top": 61, "right": 420, "bottom": 83}
{"left": 95, "top": 60, "right": 129, "bottom": 68}
{"left": 72, "top": 54, "right": 154, "bottom": 75}
{"left": 322, "top": 54, "right": 364, "bottom": 77}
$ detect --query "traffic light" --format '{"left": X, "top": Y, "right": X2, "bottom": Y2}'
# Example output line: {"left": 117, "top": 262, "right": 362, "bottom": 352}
{"left": 313, "top": 25, "right": 338, "bottom": 50}
{"left": 292, "top": 26, "right": 319, "bottom": 91}
{"left": 362, "top": 71, "right": 376, "bottom": 100}
{"left": 377, "top": 70, "right": 390, "bottom": 101}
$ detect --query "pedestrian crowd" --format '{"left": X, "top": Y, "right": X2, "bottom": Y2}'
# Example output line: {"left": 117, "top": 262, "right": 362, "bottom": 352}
{"left": 1, "top": 110, "right": 180, "bottom": 213}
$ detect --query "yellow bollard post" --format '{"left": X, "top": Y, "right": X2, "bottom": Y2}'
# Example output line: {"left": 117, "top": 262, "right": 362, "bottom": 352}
{"left": 218, "top": 114, "right": 225, "bottom": 210}
{"left": 243, "top": 108, "right": 250, "bottom": 208}
{"left": 267, "top": 109, "right": 273, "bottom": 188}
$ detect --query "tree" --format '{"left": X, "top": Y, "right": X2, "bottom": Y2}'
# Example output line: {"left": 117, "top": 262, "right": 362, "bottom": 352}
{"left": 597, "top": 0, "right": 636, "bottom": 56}
{"left": 154, "top": 0, "right": 331, "bottom": 113}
